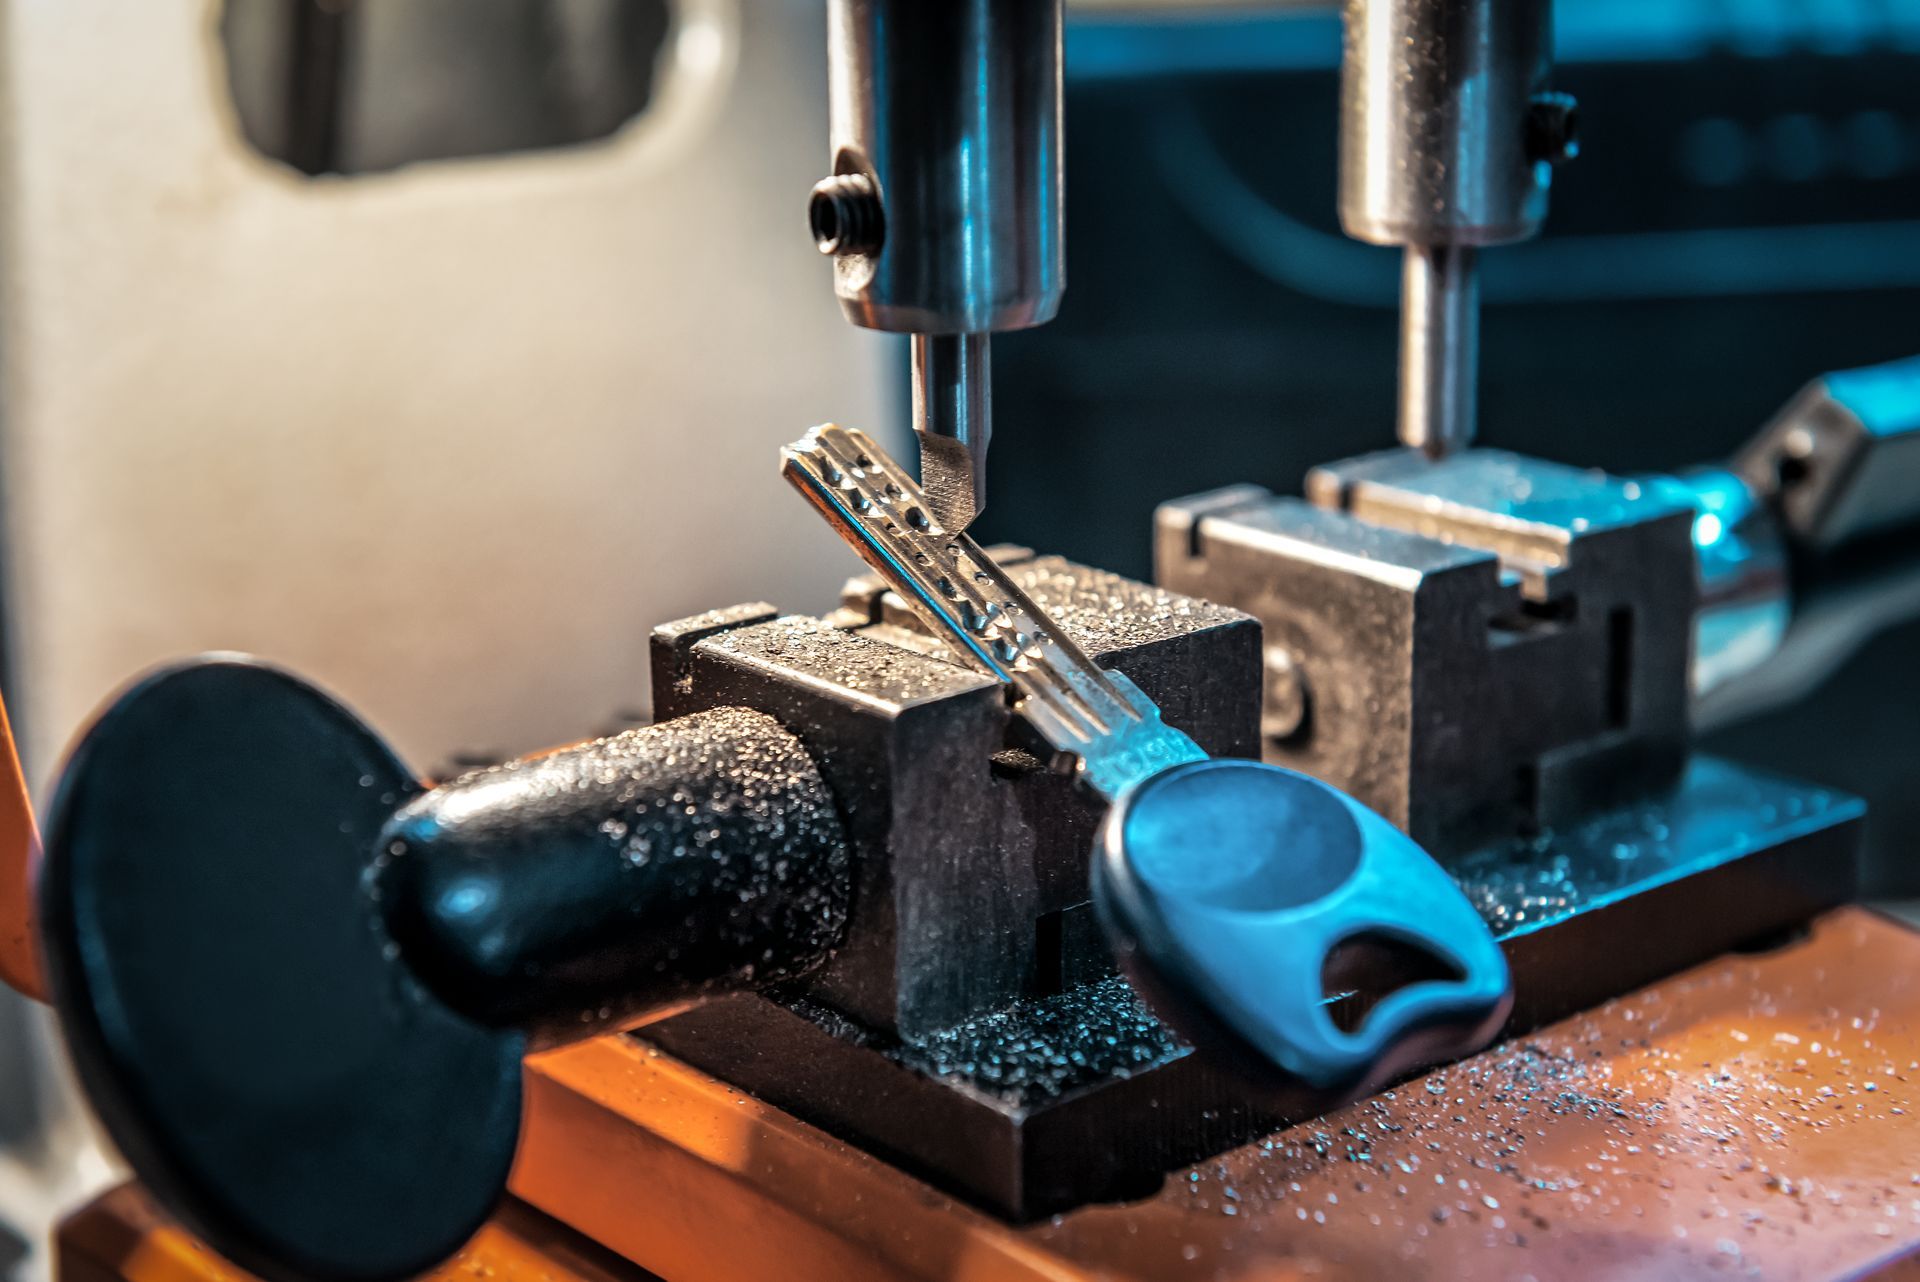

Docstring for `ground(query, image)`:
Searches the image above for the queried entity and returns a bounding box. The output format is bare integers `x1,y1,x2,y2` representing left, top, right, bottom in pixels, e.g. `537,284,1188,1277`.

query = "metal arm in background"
1645,356,1920,727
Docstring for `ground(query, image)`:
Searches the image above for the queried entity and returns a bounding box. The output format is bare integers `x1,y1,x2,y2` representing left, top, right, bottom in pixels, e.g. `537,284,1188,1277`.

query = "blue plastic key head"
1092,758,1511,1098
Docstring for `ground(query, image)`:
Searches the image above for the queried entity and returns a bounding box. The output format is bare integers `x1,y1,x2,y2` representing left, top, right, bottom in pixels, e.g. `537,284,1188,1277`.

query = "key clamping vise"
37,550,1436,1282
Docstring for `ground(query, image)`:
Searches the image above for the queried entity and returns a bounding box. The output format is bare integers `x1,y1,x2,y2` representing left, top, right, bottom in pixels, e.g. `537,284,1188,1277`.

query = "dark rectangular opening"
1490,592,1579,635
1607,607,1634,728
1033,909,1066,997
1513,762,1540,833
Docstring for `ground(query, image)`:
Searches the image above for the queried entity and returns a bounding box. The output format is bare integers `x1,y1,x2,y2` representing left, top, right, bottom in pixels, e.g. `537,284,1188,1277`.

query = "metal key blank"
783,424,1511,1094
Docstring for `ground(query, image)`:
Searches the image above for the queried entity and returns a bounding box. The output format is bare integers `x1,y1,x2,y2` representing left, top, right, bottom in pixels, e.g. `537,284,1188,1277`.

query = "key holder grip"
38,657,849,1282
1093,759,1511,1098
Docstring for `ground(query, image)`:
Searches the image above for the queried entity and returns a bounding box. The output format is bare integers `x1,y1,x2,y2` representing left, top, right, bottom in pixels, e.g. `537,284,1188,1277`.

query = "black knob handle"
38,657,848,1282
377,705,850,1045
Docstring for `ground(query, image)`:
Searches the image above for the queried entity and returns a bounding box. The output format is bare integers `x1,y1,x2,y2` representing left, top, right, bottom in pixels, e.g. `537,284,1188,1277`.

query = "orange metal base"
61,908,1920,1282
57,1186,659,1282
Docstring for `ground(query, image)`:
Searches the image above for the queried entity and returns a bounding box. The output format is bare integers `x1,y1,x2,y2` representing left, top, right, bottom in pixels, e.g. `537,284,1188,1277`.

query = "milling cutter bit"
912,333,991,532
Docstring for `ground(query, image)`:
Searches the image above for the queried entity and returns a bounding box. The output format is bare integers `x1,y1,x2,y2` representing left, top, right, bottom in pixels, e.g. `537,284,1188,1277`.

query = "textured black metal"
621,476,1871,1226
1152,452,1862,1033
644,755,1858,1222
380,706,849,1048
1473,757,1861,1031
639,557,1272,1212
655,609,1021,1034
35,530,1868,1263
650,552,1262,1038
642,980,1265,1219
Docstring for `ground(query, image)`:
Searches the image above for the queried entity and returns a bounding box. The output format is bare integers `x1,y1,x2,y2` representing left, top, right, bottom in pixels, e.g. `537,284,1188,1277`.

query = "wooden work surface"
63,907,1920,1282
0,693,41,999
515,907,1920,1281
58,1186,660,1282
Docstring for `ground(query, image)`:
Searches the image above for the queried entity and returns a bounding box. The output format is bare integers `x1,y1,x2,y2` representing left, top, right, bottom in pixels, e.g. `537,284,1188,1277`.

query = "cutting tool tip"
916,432,987,534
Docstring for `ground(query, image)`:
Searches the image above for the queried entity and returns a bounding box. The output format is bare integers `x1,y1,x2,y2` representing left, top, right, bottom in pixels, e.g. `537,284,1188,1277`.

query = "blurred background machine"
983,0,1920,896
1,0,1918,1281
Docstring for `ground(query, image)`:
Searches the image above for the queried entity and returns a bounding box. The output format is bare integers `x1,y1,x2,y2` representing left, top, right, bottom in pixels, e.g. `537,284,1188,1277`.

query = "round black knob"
38,657,848,1282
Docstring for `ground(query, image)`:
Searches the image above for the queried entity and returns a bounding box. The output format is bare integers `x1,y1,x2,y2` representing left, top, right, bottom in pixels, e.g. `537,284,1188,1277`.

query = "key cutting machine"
16,4,1497,1277
10,1,1920,1281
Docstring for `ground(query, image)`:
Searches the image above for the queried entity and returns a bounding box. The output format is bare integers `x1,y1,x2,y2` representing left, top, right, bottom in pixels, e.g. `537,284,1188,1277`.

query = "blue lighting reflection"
1826,355,1920,437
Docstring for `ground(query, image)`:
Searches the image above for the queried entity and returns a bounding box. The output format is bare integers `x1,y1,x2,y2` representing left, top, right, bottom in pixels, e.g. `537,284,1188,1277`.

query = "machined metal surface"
1639,467,1790,699
819,0,1064,336
816,0,1065,529
1699,536,1920,732
640,538,1855,1223
1734,354,1920,554
1154,448,1858,1033
1161,451,1698,854
1337,0,1556,249
784,424,1511,1095
651,555,1260,1041
644,555,1268,1216
1453,754,1858,1030
637,782,1856,1229
1556,357,1920,719
1685,355,1920,722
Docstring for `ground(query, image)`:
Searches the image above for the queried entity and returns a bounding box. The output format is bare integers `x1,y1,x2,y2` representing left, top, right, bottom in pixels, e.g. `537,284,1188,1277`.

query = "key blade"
781,431,1013,684
1082,669,1217,802
780,424,1205,801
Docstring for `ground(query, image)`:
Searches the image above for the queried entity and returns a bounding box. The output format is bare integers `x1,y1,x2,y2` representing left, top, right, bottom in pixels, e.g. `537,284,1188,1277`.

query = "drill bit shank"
1399,245,1481,459
912,333,992,532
